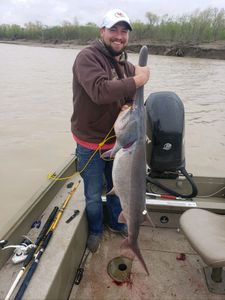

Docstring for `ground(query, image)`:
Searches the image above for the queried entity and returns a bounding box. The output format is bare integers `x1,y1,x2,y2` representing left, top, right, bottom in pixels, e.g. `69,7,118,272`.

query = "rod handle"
74,268,84,285
15,232,53,300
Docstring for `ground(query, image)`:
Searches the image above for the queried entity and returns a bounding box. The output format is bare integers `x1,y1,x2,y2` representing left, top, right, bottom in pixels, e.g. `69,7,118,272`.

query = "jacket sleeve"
74,50,136,105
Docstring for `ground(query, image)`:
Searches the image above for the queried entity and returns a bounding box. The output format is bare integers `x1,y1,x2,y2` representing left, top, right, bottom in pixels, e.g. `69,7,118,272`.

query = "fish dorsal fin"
142,209,155,227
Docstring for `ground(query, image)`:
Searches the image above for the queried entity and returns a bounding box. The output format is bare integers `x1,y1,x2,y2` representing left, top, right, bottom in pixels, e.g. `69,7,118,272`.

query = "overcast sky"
0,0,225,26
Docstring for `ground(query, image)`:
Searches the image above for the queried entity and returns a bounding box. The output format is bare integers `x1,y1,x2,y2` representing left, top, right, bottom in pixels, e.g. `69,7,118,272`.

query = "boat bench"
180,208,225,294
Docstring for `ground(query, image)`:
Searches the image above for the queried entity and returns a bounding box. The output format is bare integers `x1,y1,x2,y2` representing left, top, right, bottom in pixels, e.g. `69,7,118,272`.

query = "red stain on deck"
176,253,186,261
113,278,133,288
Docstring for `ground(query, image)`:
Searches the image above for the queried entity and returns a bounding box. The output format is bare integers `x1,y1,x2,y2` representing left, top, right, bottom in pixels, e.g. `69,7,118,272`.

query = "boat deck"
70,226,224,300
0,161,224,299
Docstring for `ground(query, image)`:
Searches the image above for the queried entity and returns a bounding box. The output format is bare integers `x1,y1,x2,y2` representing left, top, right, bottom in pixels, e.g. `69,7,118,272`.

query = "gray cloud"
0,0,224,26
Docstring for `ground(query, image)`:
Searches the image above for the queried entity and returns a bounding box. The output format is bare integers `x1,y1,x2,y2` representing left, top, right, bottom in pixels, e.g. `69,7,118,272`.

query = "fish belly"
112,143,146,235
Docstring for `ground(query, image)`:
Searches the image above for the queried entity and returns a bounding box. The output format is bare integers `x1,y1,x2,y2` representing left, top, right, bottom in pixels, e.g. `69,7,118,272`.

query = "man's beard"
103,42,125,57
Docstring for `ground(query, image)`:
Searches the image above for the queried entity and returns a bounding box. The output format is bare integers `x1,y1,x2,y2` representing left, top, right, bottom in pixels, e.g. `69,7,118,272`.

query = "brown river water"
0,43,224,236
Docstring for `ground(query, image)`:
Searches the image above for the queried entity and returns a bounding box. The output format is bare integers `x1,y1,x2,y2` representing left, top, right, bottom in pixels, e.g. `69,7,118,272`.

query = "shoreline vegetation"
1,39,225,60
1,7,225,60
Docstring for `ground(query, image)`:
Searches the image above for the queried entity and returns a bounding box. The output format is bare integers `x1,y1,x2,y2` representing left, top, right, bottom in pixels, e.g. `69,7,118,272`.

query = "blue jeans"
76,144,125,236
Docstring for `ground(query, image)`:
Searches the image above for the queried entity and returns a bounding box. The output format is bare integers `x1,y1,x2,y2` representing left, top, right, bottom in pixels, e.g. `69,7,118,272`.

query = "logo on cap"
115,12,125,18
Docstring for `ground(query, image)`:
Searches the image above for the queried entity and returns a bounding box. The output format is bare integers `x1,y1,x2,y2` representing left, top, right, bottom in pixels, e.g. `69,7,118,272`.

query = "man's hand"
133,66,150,88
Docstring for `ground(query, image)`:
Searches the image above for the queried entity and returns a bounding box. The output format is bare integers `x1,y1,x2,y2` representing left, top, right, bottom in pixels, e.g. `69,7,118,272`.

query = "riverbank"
1,39,225,60
128,40,225,60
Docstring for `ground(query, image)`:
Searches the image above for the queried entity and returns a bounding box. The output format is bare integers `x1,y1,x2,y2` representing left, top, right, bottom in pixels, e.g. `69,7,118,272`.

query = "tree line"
0,8,225,44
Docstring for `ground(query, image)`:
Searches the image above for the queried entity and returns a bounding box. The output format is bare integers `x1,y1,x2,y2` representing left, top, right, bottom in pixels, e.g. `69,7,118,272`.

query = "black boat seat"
180,208,225,294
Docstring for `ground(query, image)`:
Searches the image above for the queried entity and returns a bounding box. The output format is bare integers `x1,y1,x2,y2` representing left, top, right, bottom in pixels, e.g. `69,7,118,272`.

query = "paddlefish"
103,46,154,274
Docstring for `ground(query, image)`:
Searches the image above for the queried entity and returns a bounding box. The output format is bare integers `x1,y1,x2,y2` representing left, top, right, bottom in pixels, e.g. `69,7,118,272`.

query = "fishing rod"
4,206,59,300
74,248,91,285
14,180,81,300
146,192,184,200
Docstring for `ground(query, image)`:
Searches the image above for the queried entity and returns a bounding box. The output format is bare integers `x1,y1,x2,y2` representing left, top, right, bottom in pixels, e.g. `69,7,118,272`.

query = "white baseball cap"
101,9,132,31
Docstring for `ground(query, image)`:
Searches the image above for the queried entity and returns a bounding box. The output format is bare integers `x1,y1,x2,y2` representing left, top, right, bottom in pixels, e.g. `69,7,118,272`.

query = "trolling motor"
145,91,198,198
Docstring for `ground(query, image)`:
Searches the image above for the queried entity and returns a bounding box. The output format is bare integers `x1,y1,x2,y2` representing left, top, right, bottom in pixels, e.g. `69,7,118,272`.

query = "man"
71,8,150,252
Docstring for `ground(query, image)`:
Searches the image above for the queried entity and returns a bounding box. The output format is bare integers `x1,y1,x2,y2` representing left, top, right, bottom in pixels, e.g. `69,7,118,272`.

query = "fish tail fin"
121,239,149,275
132,243,150,275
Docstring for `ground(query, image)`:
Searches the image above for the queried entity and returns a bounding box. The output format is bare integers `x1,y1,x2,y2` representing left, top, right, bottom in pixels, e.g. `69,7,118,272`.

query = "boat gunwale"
0,156,76,269
1,156,224,269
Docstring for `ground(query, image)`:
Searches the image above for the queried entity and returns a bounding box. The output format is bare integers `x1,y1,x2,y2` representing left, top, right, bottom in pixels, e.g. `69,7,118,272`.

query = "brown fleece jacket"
71,39,136,145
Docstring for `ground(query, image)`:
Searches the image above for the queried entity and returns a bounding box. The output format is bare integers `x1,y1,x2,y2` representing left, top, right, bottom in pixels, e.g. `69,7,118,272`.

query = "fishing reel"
1,236,36,264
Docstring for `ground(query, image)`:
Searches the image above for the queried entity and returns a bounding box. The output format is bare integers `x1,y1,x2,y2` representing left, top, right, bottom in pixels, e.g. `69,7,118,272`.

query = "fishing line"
196,186,225,198
47,125,116,180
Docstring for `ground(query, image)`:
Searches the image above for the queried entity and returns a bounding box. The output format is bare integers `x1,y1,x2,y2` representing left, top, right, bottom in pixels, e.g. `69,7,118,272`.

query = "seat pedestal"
204,267,225,294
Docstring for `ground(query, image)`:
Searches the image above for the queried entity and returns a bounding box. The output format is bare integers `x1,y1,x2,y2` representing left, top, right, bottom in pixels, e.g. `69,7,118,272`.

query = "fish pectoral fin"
101,141,122,158
118,211,127,224
106,187,117,196
101,149,112,158
142,209,155,227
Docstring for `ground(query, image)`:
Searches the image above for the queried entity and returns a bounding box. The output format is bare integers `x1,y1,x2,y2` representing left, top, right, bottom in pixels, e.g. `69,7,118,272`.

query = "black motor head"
145,91,185,175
